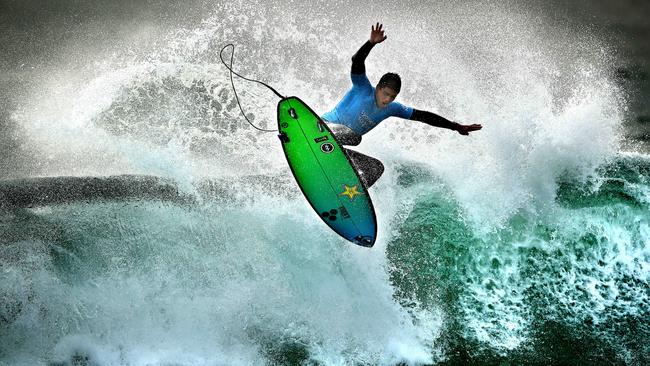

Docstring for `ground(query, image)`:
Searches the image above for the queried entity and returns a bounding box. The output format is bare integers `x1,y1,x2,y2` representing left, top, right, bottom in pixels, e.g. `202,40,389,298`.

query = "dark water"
1,0,649,364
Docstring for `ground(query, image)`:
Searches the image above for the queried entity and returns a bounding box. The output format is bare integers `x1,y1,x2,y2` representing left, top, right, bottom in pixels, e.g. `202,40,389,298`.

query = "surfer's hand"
456,123,483,135
369,23,387,44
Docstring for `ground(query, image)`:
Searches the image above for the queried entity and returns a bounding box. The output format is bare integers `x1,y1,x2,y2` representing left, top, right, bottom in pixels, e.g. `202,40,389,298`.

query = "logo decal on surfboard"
340,184,364,201
320,143,334,153
321,208,339,221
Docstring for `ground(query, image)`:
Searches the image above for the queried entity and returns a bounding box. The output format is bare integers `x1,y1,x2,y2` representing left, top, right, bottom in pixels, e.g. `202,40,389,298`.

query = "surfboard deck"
277,96,377,247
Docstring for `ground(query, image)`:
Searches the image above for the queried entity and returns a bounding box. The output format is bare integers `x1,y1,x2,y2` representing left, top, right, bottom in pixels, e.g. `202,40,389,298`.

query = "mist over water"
1,0,648,365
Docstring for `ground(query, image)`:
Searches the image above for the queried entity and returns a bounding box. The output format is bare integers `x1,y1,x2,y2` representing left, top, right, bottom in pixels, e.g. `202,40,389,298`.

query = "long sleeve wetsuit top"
322,41,460,135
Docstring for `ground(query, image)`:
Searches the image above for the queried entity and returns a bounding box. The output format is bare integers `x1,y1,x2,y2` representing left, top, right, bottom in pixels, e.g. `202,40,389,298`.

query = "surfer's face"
375,86,398,108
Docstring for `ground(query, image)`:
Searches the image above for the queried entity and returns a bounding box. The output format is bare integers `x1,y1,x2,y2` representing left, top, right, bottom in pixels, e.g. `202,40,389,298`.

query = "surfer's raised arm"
351,22,387,75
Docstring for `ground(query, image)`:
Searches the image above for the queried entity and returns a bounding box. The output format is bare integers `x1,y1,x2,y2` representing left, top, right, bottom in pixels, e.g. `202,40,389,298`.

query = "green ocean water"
1,155,648,365
388,154,650,365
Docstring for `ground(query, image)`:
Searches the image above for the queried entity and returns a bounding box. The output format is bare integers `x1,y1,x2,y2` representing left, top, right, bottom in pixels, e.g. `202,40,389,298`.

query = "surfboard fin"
278,132,290,143
353,235,374,247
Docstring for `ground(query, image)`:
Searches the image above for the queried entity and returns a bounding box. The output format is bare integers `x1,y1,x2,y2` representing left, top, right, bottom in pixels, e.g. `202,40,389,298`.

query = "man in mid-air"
322,23,482,187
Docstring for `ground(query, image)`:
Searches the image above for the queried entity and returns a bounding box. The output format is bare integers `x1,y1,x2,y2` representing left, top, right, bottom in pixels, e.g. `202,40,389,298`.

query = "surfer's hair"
377,73,401,93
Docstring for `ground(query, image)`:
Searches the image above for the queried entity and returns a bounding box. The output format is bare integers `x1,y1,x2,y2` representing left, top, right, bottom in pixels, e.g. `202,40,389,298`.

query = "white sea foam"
5,0,639,363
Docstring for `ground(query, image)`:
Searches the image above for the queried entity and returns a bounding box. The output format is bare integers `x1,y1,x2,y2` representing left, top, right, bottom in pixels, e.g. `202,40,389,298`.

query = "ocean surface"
1,1,649,364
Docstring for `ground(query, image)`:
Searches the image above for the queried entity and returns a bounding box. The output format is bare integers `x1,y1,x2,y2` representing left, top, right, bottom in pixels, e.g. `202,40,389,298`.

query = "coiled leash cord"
219,43,283,132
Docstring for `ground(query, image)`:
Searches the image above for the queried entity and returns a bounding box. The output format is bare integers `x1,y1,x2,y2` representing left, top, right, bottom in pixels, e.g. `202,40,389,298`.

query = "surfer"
323,23,482,187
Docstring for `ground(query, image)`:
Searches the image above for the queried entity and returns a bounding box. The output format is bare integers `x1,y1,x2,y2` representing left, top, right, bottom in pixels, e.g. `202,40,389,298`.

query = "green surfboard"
277,96,377,247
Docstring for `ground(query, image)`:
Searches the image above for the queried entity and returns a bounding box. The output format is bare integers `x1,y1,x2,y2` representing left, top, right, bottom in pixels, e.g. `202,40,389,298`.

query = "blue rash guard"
322,73,413,136
323,40,458,137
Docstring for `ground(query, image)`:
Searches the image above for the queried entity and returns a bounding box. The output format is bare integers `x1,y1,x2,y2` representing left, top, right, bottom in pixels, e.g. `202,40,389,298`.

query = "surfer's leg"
322,122,383,187
344,149,385,188
326,123,362,146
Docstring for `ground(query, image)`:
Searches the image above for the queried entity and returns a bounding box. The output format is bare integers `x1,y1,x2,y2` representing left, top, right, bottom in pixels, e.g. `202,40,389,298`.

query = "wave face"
388,154,650,364
2,0,647,364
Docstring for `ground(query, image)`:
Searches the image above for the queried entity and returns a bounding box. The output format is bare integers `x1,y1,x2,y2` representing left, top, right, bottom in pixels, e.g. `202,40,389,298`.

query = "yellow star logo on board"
340,184,364,201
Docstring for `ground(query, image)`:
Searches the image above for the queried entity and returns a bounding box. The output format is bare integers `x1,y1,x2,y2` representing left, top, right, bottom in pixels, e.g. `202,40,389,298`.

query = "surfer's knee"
347,132,362,146
374,160,385,182
364,159,384,188
340,128,361,146
377,160,385,177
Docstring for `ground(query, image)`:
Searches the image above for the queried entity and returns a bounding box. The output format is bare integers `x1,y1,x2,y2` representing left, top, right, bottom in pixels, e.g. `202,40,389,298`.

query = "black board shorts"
325,122,384,188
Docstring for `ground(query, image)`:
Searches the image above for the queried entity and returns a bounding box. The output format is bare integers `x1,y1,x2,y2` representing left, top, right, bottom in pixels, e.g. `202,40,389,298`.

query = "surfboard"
277,96,377,247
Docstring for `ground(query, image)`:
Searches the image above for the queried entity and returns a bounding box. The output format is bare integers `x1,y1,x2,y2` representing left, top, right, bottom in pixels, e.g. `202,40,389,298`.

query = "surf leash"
219,43,283,132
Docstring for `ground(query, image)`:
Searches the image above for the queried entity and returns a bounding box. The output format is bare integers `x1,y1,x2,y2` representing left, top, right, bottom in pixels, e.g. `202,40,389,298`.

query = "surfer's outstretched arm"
351,23,387,75
410,109,483,135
